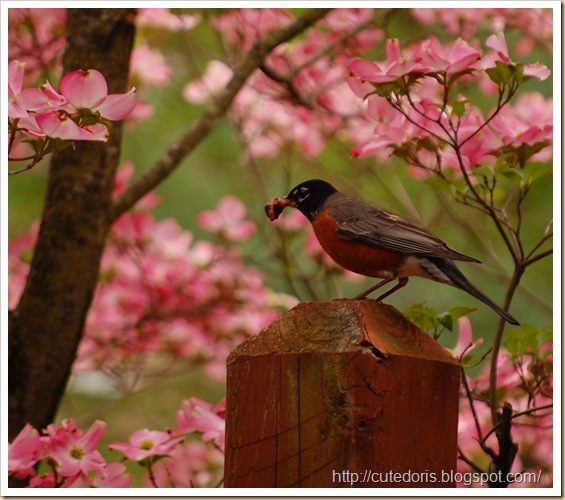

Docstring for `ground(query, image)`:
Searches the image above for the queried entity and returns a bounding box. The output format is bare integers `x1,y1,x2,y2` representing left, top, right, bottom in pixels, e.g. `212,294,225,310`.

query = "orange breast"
312,209,405,278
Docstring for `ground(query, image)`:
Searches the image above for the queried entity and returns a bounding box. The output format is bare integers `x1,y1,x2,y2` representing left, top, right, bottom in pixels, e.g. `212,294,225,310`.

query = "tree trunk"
8,8,136,441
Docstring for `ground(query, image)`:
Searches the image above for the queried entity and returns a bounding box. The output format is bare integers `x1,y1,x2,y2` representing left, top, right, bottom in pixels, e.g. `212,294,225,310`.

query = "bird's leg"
354,277,395,300
375,277,409,302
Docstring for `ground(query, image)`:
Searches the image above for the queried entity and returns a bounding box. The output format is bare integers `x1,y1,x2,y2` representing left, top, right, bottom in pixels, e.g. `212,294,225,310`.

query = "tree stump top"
228,299,458,365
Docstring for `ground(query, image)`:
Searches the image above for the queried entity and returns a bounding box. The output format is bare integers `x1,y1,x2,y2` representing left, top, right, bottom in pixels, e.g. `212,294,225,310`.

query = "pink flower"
35,109,109,141
483,32,550,81
183,60,233,105
19,81,67,112
349,38,426,85
197,195,256,241
210,9,293,52
172,398,226,449
28,472,57,488
109,429,184,462
59,68,137,120
10,64,137,146
45,419,107,477
92,462,132,488
137,8,200,31
417,36,481,76
131,43,172,88
8,423,43,479
8,60,29,119
150,440,224,488
488,92,553,162
452,316,484,359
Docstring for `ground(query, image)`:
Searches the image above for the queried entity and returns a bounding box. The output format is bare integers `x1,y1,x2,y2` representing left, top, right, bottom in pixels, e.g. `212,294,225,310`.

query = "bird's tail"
430,258,520,325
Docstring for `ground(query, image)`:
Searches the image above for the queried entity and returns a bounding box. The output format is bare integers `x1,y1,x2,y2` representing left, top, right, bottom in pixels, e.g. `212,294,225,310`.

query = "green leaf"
437,306,477,332
416,136,438,152
472,164,495,181
403,304,440,331
372,81,401,98
447,69,476,87
495,60,513,85
503,323,540,359
438,312,453,331
446,306,477,321
485,67,502,86
451,100,469,119
522,162,552,184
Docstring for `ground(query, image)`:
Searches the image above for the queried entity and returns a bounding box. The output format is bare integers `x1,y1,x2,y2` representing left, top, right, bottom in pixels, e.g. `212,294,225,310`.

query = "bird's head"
265,179,338,222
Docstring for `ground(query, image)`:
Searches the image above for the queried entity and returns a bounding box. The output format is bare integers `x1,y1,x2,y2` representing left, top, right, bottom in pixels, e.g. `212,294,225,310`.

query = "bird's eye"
295,187,310,202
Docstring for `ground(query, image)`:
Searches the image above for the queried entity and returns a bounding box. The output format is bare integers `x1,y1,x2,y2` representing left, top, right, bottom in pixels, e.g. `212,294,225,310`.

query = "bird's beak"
265,196,296,221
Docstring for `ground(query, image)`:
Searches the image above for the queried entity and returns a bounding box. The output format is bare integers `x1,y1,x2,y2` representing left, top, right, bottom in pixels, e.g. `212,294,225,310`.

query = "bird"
265,179,519,325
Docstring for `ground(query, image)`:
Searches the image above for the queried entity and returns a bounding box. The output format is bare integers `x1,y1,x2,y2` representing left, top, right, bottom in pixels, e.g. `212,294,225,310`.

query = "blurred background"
8,8,553,486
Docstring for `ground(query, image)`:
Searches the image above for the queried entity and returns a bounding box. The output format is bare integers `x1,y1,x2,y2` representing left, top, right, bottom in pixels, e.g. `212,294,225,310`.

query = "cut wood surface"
225,300,461,488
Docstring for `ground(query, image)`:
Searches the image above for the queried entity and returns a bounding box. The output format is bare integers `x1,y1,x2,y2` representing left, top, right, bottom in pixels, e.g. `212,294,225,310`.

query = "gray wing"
330,197,480,263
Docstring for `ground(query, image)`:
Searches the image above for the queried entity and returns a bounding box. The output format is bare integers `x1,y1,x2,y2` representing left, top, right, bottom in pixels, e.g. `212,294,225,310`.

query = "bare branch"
111,8,332,221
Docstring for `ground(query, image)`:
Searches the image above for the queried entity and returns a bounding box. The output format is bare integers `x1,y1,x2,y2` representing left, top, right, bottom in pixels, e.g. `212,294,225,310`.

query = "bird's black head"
285,179,338,221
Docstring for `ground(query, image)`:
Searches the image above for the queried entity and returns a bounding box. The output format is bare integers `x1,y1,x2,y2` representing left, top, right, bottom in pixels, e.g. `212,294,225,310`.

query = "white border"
2,1,561,496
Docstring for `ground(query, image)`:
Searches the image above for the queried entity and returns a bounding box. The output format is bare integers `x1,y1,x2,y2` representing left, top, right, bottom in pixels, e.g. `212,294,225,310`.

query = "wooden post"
224,300,460,488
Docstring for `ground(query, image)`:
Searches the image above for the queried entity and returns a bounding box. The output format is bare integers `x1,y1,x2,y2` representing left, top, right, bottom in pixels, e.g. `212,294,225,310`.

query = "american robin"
265,179,519,325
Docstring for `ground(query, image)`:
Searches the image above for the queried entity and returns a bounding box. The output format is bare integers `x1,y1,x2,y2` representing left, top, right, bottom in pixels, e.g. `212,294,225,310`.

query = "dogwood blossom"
8,424,42,479
197,195,257,241
109,429,184,462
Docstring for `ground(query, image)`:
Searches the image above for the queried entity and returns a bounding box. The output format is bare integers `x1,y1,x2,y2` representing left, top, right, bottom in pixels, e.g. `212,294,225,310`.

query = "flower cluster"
8,397,226,488
129,9,201,124
453,319,553,487
411,8,553,55
347,33,552,172
8,419,129,488
8,61,137,173
9,163,297,384
184,8,381,160
7,8,67,82
9,62,136,142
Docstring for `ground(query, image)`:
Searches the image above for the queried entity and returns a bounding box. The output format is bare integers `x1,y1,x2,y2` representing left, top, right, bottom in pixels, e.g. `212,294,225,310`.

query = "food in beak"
264,197,294,221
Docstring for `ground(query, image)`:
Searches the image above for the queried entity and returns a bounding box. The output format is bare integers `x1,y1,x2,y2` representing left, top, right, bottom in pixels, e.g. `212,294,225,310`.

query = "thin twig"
460,366,484,442
457,445,486,474
481,403,553,444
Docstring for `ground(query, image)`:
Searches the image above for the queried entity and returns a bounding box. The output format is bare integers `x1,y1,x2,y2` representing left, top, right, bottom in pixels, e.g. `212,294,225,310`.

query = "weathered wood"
225,300,460,488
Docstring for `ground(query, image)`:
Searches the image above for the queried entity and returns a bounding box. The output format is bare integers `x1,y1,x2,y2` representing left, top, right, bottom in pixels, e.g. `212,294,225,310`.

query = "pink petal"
130,429,170,447
8,423,42,476
225,220,256,241
8,60,26,96
447,52,481,75
36,111,84,140
218,195,246,219
351,138,393,158
523,62,551,81
17,116,45,138
108,442,148,462
94,87,137,120
60,69,108,109
346,76,375,99
80,420,106,453
36,111,109,141
20,85,67,112
78,123,111,141
485,32,511,63
386,38,400,64
93,463,131,488
8,95,29,119
348,59,384,80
